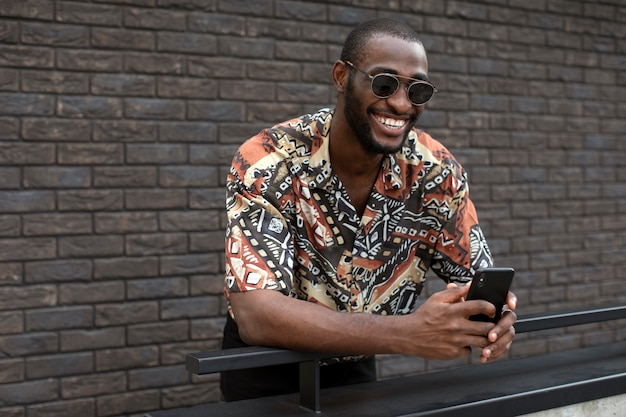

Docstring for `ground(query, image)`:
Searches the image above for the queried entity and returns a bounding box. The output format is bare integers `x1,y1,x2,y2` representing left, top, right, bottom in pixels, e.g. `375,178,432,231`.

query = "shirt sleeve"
224,135,296,298
430,169,493,284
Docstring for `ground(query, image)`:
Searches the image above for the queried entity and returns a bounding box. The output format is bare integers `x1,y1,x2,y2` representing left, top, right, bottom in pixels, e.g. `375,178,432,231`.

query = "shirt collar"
303,110,411,194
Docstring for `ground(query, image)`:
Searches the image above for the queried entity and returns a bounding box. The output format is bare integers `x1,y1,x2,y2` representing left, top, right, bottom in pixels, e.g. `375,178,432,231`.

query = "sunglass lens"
371,74,399,98
408,83,434,105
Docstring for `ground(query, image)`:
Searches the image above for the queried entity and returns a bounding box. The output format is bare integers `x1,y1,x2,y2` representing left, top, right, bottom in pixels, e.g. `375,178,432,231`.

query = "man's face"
342,36,430,155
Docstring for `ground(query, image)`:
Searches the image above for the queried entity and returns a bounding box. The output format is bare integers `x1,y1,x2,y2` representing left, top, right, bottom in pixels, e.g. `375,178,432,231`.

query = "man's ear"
332,60,349,93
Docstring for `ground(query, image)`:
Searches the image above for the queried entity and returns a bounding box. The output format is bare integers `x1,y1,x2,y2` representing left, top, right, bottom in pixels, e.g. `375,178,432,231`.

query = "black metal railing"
185,304,626,413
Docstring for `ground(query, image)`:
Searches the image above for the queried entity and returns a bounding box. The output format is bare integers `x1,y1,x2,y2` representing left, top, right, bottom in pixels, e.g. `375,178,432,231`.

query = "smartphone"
466,267,515,323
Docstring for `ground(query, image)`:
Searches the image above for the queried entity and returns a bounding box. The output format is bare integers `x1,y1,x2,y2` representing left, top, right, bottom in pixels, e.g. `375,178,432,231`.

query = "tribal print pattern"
225,108,492,316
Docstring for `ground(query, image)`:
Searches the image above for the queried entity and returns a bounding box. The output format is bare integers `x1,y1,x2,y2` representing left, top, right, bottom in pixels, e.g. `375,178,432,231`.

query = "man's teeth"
376,115,405,129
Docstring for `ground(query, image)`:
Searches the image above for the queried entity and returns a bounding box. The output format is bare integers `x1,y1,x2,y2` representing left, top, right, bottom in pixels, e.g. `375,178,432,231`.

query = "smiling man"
221,18,517,401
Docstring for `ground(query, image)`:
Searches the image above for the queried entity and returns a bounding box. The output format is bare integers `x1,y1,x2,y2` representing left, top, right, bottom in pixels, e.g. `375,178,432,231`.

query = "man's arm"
229,284,513,361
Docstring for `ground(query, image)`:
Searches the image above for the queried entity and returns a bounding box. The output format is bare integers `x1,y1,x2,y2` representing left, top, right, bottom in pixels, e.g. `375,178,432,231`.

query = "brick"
61,371,127,399
26,306,92,331
190,317,226,339
159,166,218,187
125,7,185,30
91,73,154,96
22,118,90,141
95,301,158,326
511,97,547,114
91,27,154,50
26,398,95,417
246,103,300,125
159,0,216,11
0,143,55,164
0,68,18,91
57,190,123,211
161,382,221,409
60,327,125,352
93,120,158,142
0,21,19,43
59,281,124,305
188,100,245,121
94,212,158,234
127,277,188,299
189,188,225,209
128,364,188,390
0,310,23,334
0,263,22,286
0,45,53,68
125,189,187,210
0,0,53,19
23,167,91,189
509,26,546,45
158,32,217,55
159,340,219,365
276,83,330,104
58,143,123,164
189,231,226,252
190,274,224,296
21,22,89,47
128,320,189,345
56,49,122,72
126,144,187,164
159,122,217,143
188,13,245,34
25,259,91,283
218,0,272,16
95,346,159,372
0,332,57,357
549,65,583,82
97,390,160,417
0,93,54,116
275,1,326,21
219,36,273,59
188,57,245,78
0,238,56,262
125,53,184,75
0,117,19,139
126,233,187,256
0,215,20,237
159,211,218,232
58,235,123,258
157,77,218,99
510,62,548,80
93,256,158,280
550,166,583,183
56,1,121,25
0,379,58,406
93,166,157,187
57,96,122,118
124,98,185,120
26,352,92,378
0,358,24,383
160,253,217,275
161,296,219,320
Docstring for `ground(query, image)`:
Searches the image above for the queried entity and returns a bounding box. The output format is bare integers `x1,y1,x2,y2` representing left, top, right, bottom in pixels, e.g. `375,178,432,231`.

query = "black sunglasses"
345,60,437,106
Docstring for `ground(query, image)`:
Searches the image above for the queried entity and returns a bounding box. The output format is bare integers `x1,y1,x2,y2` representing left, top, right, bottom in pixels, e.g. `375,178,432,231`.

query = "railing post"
299,359,321,412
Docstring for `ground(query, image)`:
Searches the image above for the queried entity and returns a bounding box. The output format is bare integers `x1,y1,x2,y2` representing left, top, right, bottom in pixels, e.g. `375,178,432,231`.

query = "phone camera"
477,274,485,287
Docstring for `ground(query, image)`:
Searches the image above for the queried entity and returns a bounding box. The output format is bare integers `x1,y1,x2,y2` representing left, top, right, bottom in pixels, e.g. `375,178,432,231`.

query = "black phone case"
467,267,514,323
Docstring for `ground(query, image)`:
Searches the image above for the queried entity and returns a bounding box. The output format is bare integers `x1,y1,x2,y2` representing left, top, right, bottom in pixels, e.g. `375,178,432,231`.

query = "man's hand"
478,291,517,363
407,284,516,362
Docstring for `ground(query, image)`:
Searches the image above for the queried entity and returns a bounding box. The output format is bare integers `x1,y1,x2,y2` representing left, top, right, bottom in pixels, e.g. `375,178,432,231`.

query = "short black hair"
339,18,423,65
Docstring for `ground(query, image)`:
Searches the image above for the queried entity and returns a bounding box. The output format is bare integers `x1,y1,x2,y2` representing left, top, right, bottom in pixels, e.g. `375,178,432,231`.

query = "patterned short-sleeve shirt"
224,108,493,316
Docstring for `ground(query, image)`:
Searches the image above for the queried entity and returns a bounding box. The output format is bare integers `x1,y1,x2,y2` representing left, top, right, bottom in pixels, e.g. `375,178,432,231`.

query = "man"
221,18,517,401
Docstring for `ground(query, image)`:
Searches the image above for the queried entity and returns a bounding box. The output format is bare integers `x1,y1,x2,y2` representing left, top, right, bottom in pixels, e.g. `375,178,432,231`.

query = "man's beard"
343,80,415,155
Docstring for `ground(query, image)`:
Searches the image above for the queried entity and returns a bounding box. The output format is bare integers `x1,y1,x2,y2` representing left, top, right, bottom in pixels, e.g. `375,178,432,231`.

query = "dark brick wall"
0,0,624,415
